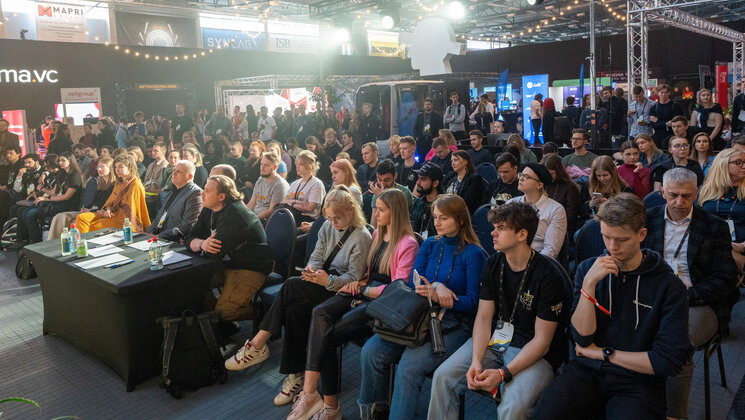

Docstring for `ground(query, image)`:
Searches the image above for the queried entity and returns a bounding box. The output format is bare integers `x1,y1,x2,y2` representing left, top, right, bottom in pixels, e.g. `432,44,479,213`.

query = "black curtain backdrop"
115,12,198,48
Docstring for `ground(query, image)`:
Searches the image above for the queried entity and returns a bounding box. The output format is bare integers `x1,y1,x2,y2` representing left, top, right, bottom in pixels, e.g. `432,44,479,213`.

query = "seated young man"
532,193,692,420
429,201,565,420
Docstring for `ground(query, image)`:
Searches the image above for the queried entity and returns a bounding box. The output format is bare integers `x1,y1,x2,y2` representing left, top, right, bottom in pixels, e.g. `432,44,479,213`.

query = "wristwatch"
602,347,615,362
501,365,513,383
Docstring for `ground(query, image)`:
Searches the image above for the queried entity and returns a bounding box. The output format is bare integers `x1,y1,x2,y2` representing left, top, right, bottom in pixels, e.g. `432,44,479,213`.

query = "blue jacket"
409,235,485,315
572,249,691,378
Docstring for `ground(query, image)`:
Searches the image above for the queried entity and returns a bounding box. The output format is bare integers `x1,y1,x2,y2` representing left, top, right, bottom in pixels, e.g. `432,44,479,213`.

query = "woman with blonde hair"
126,145,146,179
289,188,420,419
358,194,485,419
689,132,716,175
579,155,632,221
224,186,372,410
330,158,362,204
48,157,116,239
283,150,326,224
181,144,208,187
507,133,538,164
239,140,267,190
690,88,724,148
76,155,150,233
635,133,667,168
700,148,745,245
387,135,403,165
425,129,459,161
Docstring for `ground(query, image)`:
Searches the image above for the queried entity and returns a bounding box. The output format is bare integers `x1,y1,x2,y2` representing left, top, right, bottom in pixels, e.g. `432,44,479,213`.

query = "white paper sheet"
127,240,171,251
87,244,125,257
88,233,121,245
163,251,191,265
74,253,131,269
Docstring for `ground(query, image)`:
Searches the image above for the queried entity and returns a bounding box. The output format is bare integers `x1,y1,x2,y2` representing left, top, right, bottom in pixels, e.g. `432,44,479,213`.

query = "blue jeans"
428,338,554,420
357,315,471,420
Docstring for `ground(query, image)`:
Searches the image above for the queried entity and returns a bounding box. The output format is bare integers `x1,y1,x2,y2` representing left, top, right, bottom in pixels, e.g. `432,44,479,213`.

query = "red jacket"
618,163,651,199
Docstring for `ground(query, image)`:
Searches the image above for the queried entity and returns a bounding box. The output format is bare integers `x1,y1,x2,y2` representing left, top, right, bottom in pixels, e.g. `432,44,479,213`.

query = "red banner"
2,110,28,152
716,64,728,108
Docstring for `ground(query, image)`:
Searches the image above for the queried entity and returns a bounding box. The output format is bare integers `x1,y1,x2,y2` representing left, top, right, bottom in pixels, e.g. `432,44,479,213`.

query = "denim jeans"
357,314,471,420
428,338,554,420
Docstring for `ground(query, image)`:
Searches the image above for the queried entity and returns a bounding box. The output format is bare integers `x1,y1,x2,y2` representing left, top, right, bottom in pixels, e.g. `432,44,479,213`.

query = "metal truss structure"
627,0,745,99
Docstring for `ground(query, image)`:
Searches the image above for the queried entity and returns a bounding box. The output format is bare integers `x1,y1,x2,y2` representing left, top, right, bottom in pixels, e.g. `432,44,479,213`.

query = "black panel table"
24,231,217,391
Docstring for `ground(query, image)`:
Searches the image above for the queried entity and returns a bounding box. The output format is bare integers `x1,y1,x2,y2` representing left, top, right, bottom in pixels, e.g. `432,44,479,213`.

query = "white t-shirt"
252,175,290,216
530,100,542,120
287,176,325,219
258,116,277,141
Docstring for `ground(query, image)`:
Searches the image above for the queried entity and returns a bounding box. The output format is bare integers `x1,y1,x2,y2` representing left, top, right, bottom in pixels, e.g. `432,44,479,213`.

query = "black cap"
414,162,444,182
523,162,552,187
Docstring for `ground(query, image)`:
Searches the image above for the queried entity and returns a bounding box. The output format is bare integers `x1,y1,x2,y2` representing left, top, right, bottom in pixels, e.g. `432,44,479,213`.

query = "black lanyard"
294,177,311,199
716,195,737,220
434,240,458,286
497,252,534,324
673,225,691,260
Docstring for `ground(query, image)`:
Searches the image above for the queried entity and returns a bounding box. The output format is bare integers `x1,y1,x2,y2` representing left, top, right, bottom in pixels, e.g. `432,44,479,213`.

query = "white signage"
400,18,465,76
266,34,318,53
61,87,101,103
0,68,59,83
35,2,88,43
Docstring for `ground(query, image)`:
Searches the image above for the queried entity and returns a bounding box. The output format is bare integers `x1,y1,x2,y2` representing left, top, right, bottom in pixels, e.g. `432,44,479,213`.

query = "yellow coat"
76,177,150,233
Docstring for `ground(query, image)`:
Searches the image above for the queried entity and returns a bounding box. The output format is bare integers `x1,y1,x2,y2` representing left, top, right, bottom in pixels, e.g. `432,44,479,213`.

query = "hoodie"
572,249,692,378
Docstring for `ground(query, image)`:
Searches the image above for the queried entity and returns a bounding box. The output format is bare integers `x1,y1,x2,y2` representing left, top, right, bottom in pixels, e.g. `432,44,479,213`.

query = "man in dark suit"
147,160,203,241
413,97,444,158
643,168,737,420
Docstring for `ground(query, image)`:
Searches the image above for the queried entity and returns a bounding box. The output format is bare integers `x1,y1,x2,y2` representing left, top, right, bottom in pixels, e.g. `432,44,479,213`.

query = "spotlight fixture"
334,28,350,43
448,1,465,19
382,15,394,29
527,0,544,5
380,8,399,30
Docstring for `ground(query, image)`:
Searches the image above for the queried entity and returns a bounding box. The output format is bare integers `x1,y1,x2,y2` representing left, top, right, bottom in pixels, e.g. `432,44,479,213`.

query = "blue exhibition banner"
522,74,549,145
201,28,265,51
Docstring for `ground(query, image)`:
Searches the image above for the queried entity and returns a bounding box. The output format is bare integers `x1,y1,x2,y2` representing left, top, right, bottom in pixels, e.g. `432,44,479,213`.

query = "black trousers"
532,360,666,420
305,294,373,396
531,118,542,145
258,277,334,375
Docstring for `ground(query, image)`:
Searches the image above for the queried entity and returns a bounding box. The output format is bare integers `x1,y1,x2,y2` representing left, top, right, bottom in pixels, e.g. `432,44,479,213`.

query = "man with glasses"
652,136,703,190
649,84,683,148
562,129,598,170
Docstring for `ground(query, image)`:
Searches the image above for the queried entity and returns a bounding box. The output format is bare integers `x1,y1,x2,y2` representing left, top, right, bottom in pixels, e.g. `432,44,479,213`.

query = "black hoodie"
572,249,692,378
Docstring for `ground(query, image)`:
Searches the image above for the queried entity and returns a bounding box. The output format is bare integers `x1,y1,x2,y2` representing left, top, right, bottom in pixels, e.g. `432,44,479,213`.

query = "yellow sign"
136,83,180,91
370,41,403,58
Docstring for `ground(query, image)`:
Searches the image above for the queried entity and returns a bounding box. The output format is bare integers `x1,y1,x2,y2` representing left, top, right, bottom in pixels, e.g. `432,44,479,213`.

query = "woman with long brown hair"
543,154,579,237
358,194,486,419
579,155,632,222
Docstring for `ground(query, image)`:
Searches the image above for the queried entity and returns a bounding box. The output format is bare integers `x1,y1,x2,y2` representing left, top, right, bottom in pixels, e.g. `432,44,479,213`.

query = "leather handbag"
365,279,438,348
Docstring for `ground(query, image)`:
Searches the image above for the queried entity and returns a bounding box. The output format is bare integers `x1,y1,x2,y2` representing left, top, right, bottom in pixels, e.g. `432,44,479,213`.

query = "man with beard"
414,97,444,158
247,152,289,222
409,162,443,239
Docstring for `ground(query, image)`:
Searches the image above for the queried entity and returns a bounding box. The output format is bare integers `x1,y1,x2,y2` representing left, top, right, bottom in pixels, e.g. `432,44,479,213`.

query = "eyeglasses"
571,137,586,141
671,144,689,150
517,172,539,182
729,160,745,168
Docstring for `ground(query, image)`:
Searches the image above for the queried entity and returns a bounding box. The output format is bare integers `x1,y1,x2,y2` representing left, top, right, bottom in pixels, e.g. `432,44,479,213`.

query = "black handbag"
15,248,37,280
365,279,438,348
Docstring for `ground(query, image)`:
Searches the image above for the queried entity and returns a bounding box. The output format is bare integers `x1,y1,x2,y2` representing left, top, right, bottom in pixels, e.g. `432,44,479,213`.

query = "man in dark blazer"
643,168,737,420
147,160,203,241
413,98,444,158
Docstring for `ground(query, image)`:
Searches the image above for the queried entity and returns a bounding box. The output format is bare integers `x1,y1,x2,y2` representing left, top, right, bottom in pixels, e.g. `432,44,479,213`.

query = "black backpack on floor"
157,310,227,399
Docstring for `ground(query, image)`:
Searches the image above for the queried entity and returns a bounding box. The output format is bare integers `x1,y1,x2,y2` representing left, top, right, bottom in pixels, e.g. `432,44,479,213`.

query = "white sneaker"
287,391,323,420
224,340,269,371
310,404,342,420
274,374,304,406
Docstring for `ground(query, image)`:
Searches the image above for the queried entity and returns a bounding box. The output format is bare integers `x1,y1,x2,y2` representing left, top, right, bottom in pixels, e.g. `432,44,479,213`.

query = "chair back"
643,190,666,209
545,255,574,368
476,163,498,183
362,192,374,223
472,203,495,256
574,219,605,269
305,216,327,264
264,208,296,279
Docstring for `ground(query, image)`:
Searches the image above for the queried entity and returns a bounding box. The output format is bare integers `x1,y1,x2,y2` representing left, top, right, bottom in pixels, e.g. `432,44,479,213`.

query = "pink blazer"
369,231,420,282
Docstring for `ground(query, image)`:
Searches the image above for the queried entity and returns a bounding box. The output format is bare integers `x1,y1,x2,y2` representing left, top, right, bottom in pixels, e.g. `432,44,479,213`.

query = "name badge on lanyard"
488,320,514,352
728,219,736,241
157,211,168,229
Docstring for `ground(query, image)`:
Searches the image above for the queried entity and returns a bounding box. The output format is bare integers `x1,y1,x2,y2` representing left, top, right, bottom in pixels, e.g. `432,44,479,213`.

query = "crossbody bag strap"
161,319,180,381
323,226,355,272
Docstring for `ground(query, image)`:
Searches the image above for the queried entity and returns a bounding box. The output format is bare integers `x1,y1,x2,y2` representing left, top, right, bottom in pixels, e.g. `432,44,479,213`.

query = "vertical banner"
496,68,509,111
35,2,88,42
522,74,549,145
2,110,30,154
716,64,728,108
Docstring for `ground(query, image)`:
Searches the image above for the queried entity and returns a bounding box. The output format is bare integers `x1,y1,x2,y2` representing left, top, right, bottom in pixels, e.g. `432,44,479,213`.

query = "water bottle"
149,236,163,271
122,218,133,244
60,228,72,256
69,223,80,250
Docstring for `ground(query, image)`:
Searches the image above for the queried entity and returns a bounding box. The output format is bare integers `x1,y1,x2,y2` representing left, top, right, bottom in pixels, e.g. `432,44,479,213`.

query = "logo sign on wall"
201,28,265,51
61,87,100,103
370,41,402,57
522,74,549,145
266,34,318,53
0,68,59,83
2,110,29,153
115,12,198,48
35,2,88,43
399,18,465,76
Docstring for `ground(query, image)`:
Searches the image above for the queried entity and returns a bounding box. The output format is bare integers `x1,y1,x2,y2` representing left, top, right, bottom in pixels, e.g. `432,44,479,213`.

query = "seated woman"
127,145,147,179
358,194,485,420
578,155,633,223
48,157,115,240
425,129,458,161
157,150,181,193
76,155,150,233
543,154,579,237
287,189,419,419
506,163,567,259
239,140,266,193
441,150,485,214
223,187,372,402
17,152,84,244
181,145,209,188
635,133,667,168
329,158,362,205
37,154,60,199
506,134,538,164
283,150,326,225
268,140,293,178
304,136,333,187
699,148,745,272
202,140,224,172
690,132,716,176
617,141,652,199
